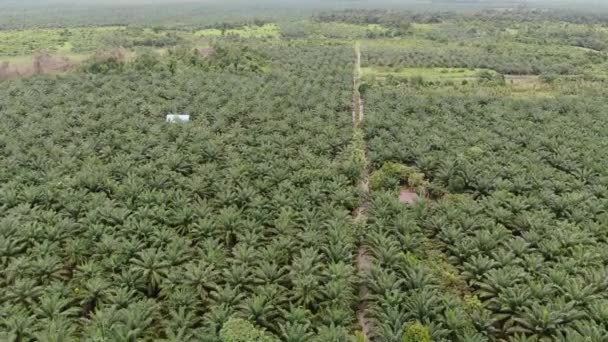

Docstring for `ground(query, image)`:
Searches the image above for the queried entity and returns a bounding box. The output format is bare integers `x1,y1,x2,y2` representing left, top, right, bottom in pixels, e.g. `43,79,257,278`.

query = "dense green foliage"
0,42,361,340
362,26,608,342
403,322,431,342
362,37,606,76
219,317,277,342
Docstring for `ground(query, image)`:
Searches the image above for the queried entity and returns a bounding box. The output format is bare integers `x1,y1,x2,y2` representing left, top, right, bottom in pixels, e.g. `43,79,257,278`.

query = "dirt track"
353,42,364,126
352,41,373,341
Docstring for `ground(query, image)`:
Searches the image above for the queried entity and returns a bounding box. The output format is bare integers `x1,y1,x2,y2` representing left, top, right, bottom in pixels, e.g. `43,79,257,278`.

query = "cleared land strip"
352,41,372,341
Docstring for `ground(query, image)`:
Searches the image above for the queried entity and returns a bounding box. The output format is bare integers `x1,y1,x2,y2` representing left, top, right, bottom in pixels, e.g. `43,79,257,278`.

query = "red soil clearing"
197,47,216,58
0,53,75,80
399,189,418,204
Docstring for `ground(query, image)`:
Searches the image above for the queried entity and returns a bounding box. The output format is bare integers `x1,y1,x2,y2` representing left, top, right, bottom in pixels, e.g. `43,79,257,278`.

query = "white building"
166,114,190,123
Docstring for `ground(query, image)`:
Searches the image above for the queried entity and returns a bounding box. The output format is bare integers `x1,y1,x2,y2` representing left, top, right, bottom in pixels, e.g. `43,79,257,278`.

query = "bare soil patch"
399,188,418,204
505,74,541,86
0,52,76,80
197,46,216,58
504,74,554,95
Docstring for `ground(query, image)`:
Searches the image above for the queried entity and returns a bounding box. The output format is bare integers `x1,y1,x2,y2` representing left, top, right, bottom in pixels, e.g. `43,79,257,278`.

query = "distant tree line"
313,10,450,36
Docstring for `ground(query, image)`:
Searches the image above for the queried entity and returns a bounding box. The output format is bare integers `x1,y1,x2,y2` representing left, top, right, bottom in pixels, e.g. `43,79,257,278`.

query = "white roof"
166,114,190,123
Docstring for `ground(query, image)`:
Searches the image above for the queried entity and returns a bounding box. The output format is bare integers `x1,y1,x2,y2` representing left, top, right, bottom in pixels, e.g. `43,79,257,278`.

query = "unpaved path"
353,42,364,126
352,41,373,341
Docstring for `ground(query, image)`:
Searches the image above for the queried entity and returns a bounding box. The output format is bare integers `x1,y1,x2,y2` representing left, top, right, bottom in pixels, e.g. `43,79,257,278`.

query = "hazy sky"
4,0,608,12
6,0,606,5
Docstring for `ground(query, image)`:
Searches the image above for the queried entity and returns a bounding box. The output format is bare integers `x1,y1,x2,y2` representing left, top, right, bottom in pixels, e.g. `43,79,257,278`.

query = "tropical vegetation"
1,3,608,341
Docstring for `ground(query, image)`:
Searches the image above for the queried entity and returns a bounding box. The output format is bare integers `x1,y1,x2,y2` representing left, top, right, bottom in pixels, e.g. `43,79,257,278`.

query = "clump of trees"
314,9,448,32
191,43,269,73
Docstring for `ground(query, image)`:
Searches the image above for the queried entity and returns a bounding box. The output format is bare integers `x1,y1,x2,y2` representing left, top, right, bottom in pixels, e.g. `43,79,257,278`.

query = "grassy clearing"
0,52,91,78
1,50,114,66
411,23,439,32
362,68,558,98
195,24,280,38
361,37,439,49
1,55,33,67
504,74,542,87
362,66,496,81
504,75,554,96
315,22,390,38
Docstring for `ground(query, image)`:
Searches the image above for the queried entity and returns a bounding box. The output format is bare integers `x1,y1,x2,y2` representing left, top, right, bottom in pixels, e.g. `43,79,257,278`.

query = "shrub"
369,162,414,191
359,82,371,95
403,322,431,342
370,162,427,191
82,48,127,74
540,72,558,84
408,172,427,188
220,318,277,342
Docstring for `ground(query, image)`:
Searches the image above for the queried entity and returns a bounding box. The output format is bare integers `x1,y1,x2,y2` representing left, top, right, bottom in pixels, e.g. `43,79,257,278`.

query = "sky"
3,0,608,13
5,0,605,5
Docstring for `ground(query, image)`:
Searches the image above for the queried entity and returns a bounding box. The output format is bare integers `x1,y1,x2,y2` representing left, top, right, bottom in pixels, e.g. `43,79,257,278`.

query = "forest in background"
3,0,608,30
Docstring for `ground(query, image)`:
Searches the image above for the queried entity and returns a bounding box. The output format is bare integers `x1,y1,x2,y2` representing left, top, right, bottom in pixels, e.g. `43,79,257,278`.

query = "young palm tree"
371,304,406,342
201,304,235,335
78,277,110,318
509,300,581,338
174,261,219,303
130,248,170,297
279,321,313,342
116,299,157,341
556,277,599,306
29,255,65,285
157,326,196,342
401,266,437,292
313,324,351,342
290,274,324,310
0,235,26,265
4,278,43,306
223,263,254,290
163,307,199,335
33,317,78,342
237,294,277,329
216,207,244,247
209,284,246,308
318,304,353,328
104,287,138,310
34,292,79,321
366,265,404,297
404,289,442,322
163,239,192,267
463,255,498,282
553,321,608,342
0,306,36,342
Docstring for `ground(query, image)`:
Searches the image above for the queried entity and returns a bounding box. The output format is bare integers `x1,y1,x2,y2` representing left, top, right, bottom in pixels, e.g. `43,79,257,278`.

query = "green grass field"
195,24,280,38
362,66,496,81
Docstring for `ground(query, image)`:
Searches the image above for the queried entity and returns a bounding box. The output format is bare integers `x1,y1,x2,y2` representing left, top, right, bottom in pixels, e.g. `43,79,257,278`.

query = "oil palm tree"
279,321,313,342
130,248,170,297
33,317,78,342
34,292,79,320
